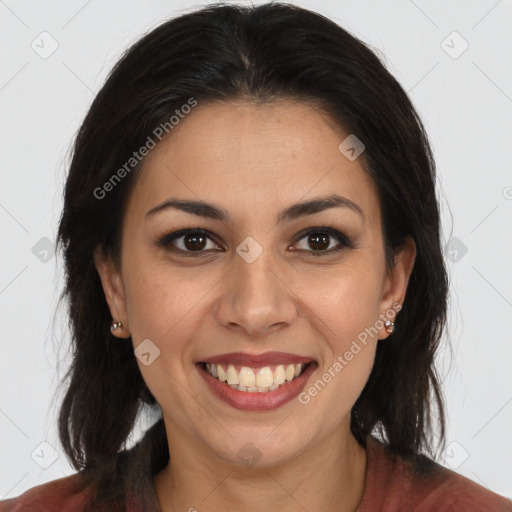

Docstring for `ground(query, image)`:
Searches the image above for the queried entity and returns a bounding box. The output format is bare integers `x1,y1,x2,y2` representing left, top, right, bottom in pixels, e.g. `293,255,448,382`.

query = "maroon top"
1,419,510,511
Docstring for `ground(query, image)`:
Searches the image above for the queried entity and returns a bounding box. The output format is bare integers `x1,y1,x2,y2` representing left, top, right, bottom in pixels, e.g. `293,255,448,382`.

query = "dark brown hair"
55,1,448,505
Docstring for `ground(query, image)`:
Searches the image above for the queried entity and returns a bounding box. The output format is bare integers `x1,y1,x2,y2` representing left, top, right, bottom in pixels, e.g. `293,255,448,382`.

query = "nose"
214,251,298,338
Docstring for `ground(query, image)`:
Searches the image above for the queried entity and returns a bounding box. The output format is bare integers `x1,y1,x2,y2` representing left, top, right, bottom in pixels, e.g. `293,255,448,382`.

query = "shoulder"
401,461,512,511
0,473,95,512
360,437,512,512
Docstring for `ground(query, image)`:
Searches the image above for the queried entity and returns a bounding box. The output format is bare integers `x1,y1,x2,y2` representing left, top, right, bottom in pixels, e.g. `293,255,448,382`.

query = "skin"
95,99,415,512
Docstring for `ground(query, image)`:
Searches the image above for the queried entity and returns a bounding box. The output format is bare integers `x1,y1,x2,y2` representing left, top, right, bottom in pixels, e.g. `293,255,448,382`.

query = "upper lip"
200,351,315,368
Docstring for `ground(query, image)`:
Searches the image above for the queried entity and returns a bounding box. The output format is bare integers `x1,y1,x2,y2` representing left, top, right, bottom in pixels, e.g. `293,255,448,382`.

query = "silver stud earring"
110,321,123,333
384,320,394,334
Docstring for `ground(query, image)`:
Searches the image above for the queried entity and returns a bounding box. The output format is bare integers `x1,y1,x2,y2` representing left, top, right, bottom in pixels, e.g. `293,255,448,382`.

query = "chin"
203,427,314,469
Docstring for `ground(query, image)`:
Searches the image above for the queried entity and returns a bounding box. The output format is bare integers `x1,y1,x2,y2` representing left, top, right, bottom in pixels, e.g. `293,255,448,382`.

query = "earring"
110,320,123,333
384,320,394,334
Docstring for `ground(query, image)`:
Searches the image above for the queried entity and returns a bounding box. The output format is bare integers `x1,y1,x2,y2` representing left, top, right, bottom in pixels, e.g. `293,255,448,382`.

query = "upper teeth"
205,363,304,392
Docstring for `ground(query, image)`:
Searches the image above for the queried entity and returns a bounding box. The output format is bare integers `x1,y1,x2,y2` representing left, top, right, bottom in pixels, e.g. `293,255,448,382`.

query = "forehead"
126,100,380,226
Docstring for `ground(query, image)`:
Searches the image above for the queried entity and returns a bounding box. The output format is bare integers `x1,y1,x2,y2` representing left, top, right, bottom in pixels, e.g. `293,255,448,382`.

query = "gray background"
1,0,511,500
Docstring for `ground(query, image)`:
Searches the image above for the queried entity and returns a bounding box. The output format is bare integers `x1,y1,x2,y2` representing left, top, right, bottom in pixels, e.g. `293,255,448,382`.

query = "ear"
379,236,416,339
93,245,131,338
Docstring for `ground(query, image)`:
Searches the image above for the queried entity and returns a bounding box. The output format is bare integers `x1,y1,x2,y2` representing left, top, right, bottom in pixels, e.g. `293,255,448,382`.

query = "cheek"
304,261,384,351
122,254,213,343
121,258,210,413
296,264,382,430
296,340,376,445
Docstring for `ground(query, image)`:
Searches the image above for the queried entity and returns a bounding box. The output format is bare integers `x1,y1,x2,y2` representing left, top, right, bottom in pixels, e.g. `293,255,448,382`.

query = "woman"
1,2,510,511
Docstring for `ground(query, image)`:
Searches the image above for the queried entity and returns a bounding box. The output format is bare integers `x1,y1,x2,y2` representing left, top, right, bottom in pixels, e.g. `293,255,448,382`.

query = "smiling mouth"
198,361,315,393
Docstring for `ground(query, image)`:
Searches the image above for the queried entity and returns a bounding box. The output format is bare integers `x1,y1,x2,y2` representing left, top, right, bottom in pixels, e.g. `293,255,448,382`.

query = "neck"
154,416,367,512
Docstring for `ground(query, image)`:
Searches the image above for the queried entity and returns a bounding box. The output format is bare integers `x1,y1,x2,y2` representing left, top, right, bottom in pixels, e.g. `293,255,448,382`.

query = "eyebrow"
145,193,364,223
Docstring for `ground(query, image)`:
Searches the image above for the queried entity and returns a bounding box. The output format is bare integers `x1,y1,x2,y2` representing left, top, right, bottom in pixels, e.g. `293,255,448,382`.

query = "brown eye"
183,232,207,251
156,226,354,257
157,229,222,254
294,227,354,255
306,232,330,251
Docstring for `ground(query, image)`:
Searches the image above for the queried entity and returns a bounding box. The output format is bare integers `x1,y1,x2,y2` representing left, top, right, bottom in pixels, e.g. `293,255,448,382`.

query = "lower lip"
197,362,318,411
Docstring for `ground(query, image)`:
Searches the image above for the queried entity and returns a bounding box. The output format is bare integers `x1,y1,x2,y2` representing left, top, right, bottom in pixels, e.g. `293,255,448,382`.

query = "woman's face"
96,100,414,466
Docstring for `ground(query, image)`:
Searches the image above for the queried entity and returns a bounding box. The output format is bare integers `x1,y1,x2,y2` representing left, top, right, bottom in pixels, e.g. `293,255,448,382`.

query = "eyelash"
155,226,356,257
